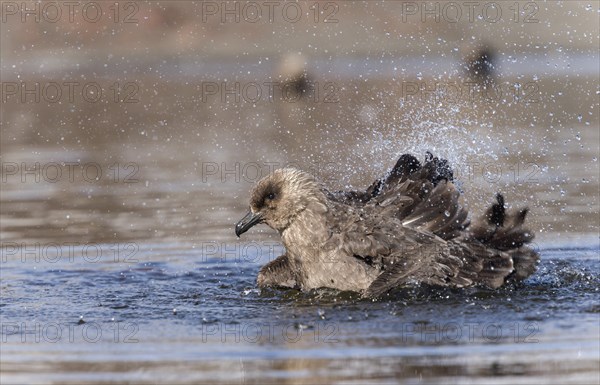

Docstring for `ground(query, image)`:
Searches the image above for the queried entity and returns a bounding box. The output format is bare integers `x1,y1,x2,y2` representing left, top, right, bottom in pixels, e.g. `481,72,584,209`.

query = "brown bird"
235,153,539,298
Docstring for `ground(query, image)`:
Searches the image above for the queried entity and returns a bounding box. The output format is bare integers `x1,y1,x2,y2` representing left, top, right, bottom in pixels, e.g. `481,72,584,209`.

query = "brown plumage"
235,153,539,298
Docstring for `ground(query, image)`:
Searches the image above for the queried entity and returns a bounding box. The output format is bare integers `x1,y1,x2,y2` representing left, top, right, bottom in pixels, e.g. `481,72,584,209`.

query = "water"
1,54,599,383
1,239,599,384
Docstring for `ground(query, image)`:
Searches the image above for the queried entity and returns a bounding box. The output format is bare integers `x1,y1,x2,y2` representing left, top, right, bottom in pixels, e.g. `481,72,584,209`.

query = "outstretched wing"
331,153,469,240
324,203,514,298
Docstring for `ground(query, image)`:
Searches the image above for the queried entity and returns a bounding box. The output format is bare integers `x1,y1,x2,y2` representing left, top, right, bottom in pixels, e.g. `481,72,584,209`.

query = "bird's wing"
360,238,515,298
329,219,468,297
331,153,470,240
325,205,514,298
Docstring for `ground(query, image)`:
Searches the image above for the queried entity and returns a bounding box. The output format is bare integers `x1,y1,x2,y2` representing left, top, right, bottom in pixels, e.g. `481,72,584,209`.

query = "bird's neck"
281,200,329,250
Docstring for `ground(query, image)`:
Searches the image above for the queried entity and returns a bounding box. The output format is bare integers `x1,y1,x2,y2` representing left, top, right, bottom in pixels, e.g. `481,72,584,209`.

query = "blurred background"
1,1,599,384
1,1,598,240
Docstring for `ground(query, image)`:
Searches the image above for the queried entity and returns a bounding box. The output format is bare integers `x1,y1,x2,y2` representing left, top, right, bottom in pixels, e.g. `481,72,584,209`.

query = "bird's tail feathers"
470,193,539,281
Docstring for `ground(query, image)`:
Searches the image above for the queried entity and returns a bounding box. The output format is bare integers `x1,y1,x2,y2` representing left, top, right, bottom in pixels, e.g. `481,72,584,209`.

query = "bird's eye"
266,192,276,200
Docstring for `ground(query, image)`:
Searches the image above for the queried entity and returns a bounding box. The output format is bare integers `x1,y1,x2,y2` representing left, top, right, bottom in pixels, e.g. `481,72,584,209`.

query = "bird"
275,52,312,100
465,45,496,84
235,153,539,298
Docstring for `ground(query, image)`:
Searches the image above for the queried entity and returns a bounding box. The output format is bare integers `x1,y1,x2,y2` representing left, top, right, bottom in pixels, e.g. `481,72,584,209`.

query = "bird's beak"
235,211,263,237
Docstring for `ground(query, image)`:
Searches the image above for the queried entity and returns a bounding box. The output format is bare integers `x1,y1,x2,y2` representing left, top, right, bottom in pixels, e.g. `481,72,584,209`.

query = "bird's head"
235,168,323,236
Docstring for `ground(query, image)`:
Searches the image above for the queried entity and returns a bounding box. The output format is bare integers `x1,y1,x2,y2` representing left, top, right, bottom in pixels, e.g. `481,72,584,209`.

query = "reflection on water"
1,53,599,384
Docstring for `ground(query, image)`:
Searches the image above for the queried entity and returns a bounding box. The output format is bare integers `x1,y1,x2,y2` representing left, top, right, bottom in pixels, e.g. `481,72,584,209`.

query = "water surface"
1,52,599,384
